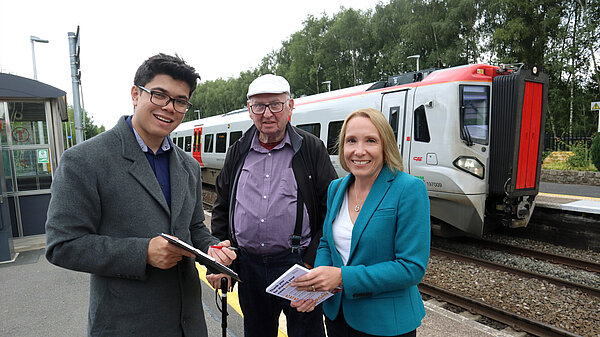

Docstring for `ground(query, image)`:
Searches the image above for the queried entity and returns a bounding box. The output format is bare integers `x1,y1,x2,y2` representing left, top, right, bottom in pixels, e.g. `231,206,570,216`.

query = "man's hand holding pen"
207,240,237,266
205,241,236,291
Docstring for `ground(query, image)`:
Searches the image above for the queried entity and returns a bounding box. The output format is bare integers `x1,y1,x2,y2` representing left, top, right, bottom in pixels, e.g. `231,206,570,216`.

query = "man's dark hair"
134,53,201,96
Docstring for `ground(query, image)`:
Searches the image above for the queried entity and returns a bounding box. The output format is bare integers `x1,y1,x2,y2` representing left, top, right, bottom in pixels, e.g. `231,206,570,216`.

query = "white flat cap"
247,74,290,98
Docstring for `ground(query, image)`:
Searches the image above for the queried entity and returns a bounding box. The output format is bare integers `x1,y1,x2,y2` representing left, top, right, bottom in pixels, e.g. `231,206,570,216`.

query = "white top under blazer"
332,190,354,265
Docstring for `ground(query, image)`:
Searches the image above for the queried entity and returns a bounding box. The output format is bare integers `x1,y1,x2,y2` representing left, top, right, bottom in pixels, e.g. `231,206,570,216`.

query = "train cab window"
229,131,242,147
204,134,214,153
297,123,321,138
414,105,431,143
184,136,192,152
327,121,343,155
460,85,489,145
216,132,227,153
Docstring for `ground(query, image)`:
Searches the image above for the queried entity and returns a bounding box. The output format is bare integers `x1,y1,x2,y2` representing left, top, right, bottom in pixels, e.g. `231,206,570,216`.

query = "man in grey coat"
45,53,236,337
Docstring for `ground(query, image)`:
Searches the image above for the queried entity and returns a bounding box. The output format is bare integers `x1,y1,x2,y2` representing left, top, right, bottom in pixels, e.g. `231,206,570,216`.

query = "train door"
381,90,410,168
192,125,203,167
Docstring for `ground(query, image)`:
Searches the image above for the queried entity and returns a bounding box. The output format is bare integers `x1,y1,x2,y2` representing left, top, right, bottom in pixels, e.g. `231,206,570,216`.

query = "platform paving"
1,235,515,337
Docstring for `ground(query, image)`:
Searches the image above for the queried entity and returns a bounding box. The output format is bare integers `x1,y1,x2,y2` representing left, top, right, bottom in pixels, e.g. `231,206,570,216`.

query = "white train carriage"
171,63,549,237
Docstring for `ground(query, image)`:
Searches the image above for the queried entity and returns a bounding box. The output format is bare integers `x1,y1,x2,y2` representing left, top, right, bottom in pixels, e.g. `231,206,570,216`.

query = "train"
171,63,549,237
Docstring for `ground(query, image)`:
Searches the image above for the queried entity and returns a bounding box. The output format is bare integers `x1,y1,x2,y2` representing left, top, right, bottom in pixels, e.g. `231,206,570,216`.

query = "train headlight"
453,156,485,179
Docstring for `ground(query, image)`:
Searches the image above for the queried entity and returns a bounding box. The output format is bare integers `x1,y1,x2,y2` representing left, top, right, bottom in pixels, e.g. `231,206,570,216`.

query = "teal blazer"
315,165,430,336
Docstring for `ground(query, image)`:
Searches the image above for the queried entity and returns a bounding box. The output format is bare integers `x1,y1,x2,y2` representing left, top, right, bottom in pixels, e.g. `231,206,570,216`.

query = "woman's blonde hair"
338,108,404,173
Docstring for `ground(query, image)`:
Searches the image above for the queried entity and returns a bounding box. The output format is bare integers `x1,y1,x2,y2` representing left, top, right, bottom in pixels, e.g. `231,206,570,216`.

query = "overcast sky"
0,0,384,129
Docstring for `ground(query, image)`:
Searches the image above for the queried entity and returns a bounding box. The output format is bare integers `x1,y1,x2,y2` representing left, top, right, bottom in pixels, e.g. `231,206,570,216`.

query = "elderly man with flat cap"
208,74,337,337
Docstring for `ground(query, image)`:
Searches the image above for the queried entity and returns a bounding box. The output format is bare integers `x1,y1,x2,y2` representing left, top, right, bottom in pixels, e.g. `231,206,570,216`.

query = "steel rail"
464,238,600,273
419,283,582,337
430,247,600,298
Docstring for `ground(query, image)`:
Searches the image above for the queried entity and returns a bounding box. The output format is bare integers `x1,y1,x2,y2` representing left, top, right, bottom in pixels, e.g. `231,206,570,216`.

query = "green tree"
480,0,564,65
63,107,106,148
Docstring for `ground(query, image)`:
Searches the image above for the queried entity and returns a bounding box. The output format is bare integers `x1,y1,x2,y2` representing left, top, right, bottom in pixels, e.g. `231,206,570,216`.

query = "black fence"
543,133,594,152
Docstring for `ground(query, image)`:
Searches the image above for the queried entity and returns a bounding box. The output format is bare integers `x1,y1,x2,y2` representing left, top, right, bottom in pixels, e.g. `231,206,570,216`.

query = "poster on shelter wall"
10,121,46,145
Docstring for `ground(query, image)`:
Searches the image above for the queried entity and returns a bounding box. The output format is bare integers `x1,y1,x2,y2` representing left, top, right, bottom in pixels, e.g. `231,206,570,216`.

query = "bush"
591,132,600,171
566,141,590,168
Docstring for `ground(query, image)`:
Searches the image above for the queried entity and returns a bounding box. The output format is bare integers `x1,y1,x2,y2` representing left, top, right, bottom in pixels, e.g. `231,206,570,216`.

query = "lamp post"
30,35,49,80
407,54,420,72
322,80,331,92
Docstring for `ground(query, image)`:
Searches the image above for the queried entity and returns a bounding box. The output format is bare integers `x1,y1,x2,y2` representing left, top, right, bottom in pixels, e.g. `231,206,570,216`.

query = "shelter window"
5,102,51,192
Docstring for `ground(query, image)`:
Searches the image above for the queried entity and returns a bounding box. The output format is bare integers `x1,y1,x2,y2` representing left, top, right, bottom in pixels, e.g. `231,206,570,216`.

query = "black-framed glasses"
137,85,193,114
249,100,289,115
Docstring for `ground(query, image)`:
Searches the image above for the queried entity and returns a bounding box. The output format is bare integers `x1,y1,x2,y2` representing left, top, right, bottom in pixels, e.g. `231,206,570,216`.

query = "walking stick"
220,277,228,337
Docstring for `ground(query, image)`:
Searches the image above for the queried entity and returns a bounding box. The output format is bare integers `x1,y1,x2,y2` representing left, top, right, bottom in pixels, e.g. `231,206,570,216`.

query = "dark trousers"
325,309,416,337
237,249,326,337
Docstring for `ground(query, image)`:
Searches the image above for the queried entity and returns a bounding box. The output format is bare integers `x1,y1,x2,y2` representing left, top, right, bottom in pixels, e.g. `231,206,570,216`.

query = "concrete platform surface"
1,237,515,337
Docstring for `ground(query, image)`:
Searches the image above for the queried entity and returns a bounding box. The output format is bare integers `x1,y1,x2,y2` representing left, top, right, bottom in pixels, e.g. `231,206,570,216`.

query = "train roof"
173,63,503,133
294,63,500,107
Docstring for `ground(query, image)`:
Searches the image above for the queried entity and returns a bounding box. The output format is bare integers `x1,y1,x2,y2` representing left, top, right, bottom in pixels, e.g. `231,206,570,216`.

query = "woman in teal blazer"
291,108,430,336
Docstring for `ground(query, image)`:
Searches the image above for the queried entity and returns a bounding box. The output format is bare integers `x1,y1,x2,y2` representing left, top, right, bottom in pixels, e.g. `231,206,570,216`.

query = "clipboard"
159,233,241,282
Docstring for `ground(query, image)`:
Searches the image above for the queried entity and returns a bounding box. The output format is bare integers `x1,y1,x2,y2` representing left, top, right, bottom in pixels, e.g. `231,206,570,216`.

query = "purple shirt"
233,131,310,254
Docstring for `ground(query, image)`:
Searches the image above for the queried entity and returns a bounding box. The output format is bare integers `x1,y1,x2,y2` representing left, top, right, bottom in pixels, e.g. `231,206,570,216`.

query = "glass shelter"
0,73,67,261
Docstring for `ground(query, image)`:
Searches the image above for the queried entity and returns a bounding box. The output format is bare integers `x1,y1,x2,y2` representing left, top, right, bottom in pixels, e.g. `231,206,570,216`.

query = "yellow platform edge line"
196,263,288,337
538,192,600,201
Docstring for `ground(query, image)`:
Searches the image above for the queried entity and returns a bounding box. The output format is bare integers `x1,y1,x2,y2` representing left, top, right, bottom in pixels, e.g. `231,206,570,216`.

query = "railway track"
430,247,600,298
418,282,581,337
471,238,600,273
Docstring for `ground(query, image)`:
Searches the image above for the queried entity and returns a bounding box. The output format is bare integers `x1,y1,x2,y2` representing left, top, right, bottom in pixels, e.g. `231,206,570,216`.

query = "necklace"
354,181,361,212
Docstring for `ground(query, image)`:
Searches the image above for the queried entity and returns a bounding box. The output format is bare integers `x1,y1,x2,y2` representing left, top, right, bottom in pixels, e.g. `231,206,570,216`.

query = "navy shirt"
126,116,172,208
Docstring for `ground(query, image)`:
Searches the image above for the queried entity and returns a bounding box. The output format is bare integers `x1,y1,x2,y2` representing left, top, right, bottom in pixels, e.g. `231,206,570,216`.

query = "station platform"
3,182,598,336
537,181,600,215
3,234,516,337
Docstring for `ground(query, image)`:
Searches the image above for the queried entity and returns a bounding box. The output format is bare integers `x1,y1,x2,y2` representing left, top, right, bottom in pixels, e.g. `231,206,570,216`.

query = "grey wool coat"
45,115,219,337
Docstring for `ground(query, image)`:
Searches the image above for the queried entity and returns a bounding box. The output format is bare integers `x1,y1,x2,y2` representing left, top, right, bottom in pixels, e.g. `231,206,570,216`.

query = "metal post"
31,40,37,80
220,277,228,337
322,81,331,92
68,30,83,145
30,36,49,80
408,54,420,72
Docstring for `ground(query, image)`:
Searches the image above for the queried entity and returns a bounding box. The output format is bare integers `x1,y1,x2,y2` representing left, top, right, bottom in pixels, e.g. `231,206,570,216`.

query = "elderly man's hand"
207,273,232,291
207,240,237,266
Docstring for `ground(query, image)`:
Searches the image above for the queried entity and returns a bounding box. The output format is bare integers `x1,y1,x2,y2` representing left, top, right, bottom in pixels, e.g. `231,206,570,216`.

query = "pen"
210,245,239,252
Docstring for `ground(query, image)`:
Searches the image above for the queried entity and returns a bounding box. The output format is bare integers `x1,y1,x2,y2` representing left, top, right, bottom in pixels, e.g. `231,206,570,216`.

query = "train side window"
184,136,192,152
414,105,431,143
389,106,399,141
177,137,184,149
297,123,321,138
229,131,242,147
460,85,489,145
216,132,227,153
327,121,343,155
204,134,214,153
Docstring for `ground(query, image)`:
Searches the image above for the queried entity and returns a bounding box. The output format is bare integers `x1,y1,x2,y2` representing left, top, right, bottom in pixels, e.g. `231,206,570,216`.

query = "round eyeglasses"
249,100,289,115
137,85,192,114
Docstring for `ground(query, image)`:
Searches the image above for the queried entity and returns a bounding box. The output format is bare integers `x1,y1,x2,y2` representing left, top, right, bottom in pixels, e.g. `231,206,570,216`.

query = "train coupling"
498,195,536,228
